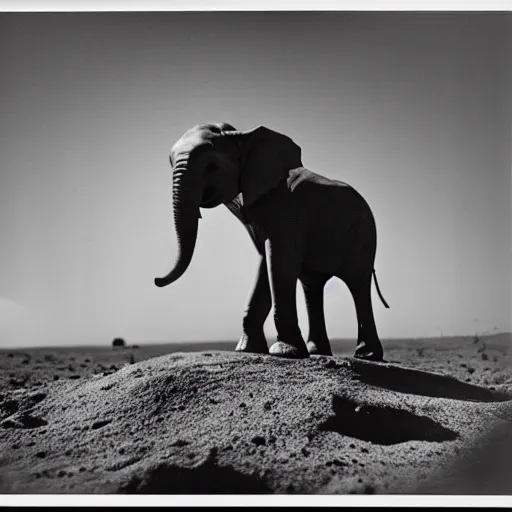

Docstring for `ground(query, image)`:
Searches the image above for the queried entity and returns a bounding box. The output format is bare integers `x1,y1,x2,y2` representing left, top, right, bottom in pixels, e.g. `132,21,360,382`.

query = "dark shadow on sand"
418,420,512,494
350,358,511,403
119,461,271,494
320,395,458,445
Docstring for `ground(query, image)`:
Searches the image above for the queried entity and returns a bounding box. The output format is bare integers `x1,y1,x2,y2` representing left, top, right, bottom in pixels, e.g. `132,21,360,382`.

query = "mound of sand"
0,351,511,494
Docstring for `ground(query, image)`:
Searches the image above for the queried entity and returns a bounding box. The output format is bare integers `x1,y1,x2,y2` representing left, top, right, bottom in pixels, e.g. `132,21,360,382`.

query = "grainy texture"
0,334,510,494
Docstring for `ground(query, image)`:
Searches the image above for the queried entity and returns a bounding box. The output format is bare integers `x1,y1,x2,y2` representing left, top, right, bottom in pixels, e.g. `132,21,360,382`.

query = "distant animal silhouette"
155,123,389,360
112,338,126,349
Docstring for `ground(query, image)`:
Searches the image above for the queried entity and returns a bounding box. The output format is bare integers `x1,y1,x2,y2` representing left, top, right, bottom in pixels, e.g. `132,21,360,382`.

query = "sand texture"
0,334,511,494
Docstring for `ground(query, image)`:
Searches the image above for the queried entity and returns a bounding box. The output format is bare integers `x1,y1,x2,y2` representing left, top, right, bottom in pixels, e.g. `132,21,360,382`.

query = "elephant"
154,122,389,361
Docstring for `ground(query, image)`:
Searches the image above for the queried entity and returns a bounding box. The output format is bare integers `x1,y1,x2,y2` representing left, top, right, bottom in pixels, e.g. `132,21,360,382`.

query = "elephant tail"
372,269,390,309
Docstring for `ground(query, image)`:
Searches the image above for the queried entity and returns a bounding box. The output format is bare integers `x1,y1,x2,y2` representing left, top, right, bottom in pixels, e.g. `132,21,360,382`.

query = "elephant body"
155,123,389,360
226,167,375,278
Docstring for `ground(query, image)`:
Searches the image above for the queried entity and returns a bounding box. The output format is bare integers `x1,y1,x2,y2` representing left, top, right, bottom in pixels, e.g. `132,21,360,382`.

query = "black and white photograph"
0,1,511,505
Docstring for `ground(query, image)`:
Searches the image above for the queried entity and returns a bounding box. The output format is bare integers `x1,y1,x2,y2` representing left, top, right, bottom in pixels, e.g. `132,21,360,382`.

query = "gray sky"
0,12,510,347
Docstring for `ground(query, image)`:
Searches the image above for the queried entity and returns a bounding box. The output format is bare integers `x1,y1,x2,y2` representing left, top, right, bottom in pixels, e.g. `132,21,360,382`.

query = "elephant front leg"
265,240,309,359
235,256,271,354
301,275,332,356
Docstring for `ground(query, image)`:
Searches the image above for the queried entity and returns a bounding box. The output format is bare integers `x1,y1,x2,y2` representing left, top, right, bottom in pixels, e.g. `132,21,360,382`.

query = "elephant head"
154,122,303,288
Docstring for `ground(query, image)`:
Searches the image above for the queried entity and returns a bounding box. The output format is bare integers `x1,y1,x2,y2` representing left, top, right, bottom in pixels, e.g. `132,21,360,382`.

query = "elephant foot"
354,342,384,362
269,341,309,359
306,340,333,356
235,334,269,354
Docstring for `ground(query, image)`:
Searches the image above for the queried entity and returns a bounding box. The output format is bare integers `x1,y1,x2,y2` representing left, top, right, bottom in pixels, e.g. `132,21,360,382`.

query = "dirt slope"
1,348,511,494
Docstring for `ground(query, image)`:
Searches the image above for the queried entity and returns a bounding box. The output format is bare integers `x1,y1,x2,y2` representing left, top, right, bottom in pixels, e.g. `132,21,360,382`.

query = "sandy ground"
0,334,511,495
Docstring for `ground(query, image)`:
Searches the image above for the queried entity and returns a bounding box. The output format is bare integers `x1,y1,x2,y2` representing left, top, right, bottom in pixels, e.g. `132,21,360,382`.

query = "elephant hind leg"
300,272,332,356
345,273,384,362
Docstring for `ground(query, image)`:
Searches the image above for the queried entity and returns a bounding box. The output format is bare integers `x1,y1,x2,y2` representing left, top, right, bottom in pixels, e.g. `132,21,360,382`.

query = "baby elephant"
155,122,389,360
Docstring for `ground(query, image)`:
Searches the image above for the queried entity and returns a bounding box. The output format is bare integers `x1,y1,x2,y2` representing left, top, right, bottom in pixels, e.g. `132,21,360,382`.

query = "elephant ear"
238,126,303,206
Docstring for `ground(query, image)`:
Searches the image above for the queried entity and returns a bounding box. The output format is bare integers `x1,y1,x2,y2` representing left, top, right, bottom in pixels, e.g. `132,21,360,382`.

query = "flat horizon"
1,331,510,351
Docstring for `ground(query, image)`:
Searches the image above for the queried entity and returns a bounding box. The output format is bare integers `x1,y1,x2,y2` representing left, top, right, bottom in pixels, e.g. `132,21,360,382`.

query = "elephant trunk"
154,164,200,288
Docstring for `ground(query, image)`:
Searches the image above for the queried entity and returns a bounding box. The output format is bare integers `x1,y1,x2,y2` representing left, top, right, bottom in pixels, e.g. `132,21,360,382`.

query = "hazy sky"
0,12,510,347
